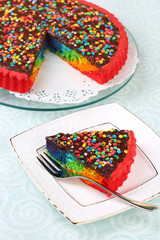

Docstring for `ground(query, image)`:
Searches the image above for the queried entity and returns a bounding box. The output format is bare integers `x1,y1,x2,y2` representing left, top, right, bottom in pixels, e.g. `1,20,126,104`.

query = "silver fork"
37,152,158,211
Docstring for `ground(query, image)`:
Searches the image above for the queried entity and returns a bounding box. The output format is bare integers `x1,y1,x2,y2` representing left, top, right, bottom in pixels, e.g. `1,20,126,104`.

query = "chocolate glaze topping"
46,129,130,178
0,0,120,75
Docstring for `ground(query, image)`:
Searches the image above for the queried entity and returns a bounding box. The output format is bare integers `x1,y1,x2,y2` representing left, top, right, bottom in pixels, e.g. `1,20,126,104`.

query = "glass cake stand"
0,30,139,111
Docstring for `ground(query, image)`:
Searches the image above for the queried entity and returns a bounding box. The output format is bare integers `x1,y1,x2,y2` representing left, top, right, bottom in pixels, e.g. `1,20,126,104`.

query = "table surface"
1,0,160,239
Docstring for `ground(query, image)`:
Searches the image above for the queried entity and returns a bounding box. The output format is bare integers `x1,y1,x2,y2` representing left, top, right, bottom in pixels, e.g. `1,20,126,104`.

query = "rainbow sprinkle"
46,129,130,177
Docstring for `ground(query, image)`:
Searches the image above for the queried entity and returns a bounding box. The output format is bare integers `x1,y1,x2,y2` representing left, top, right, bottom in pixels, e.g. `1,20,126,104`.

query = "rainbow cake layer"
46,129,136,194
0,0,128,93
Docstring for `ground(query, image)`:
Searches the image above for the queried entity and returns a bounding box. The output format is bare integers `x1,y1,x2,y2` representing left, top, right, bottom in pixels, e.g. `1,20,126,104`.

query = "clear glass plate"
0,30,139,111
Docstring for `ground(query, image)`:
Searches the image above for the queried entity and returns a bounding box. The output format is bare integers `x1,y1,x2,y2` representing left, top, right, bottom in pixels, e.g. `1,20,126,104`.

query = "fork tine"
43,152,62,169
37,155,63,178
38,153,73,178
37,156,58,176
40,153,61,172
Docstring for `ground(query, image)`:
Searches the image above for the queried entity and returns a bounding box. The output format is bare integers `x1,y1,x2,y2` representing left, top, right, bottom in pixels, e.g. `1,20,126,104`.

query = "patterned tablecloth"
0,0,160,239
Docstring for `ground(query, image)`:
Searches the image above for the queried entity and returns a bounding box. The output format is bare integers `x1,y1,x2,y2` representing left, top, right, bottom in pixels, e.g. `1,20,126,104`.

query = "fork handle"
82,177,158,211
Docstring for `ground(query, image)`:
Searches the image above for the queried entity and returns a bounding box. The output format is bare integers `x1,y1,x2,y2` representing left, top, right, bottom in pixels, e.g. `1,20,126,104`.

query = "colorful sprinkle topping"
0,0,120,75
49,129,130,177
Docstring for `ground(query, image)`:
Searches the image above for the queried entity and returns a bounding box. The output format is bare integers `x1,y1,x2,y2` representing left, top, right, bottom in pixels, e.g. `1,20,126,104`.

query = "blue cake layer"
46,141,77,164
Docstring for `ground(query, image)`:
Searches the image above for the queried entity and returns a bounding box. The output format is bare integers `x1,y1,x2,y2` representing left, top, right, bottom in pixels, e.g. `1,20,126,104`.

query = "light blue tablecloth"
1,0,160,239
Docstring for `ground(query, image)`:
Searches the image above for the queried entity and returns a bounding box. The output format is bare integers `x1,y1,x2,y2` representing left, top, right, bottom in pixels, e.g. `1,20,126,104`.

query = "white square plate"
10,103,160,224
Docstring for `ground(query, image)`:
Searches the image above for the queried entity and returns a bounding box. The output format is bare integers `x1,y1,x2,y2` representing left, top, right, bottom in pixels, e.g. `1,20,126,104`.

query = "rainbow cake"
0,0,128,93
46,129,136,194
